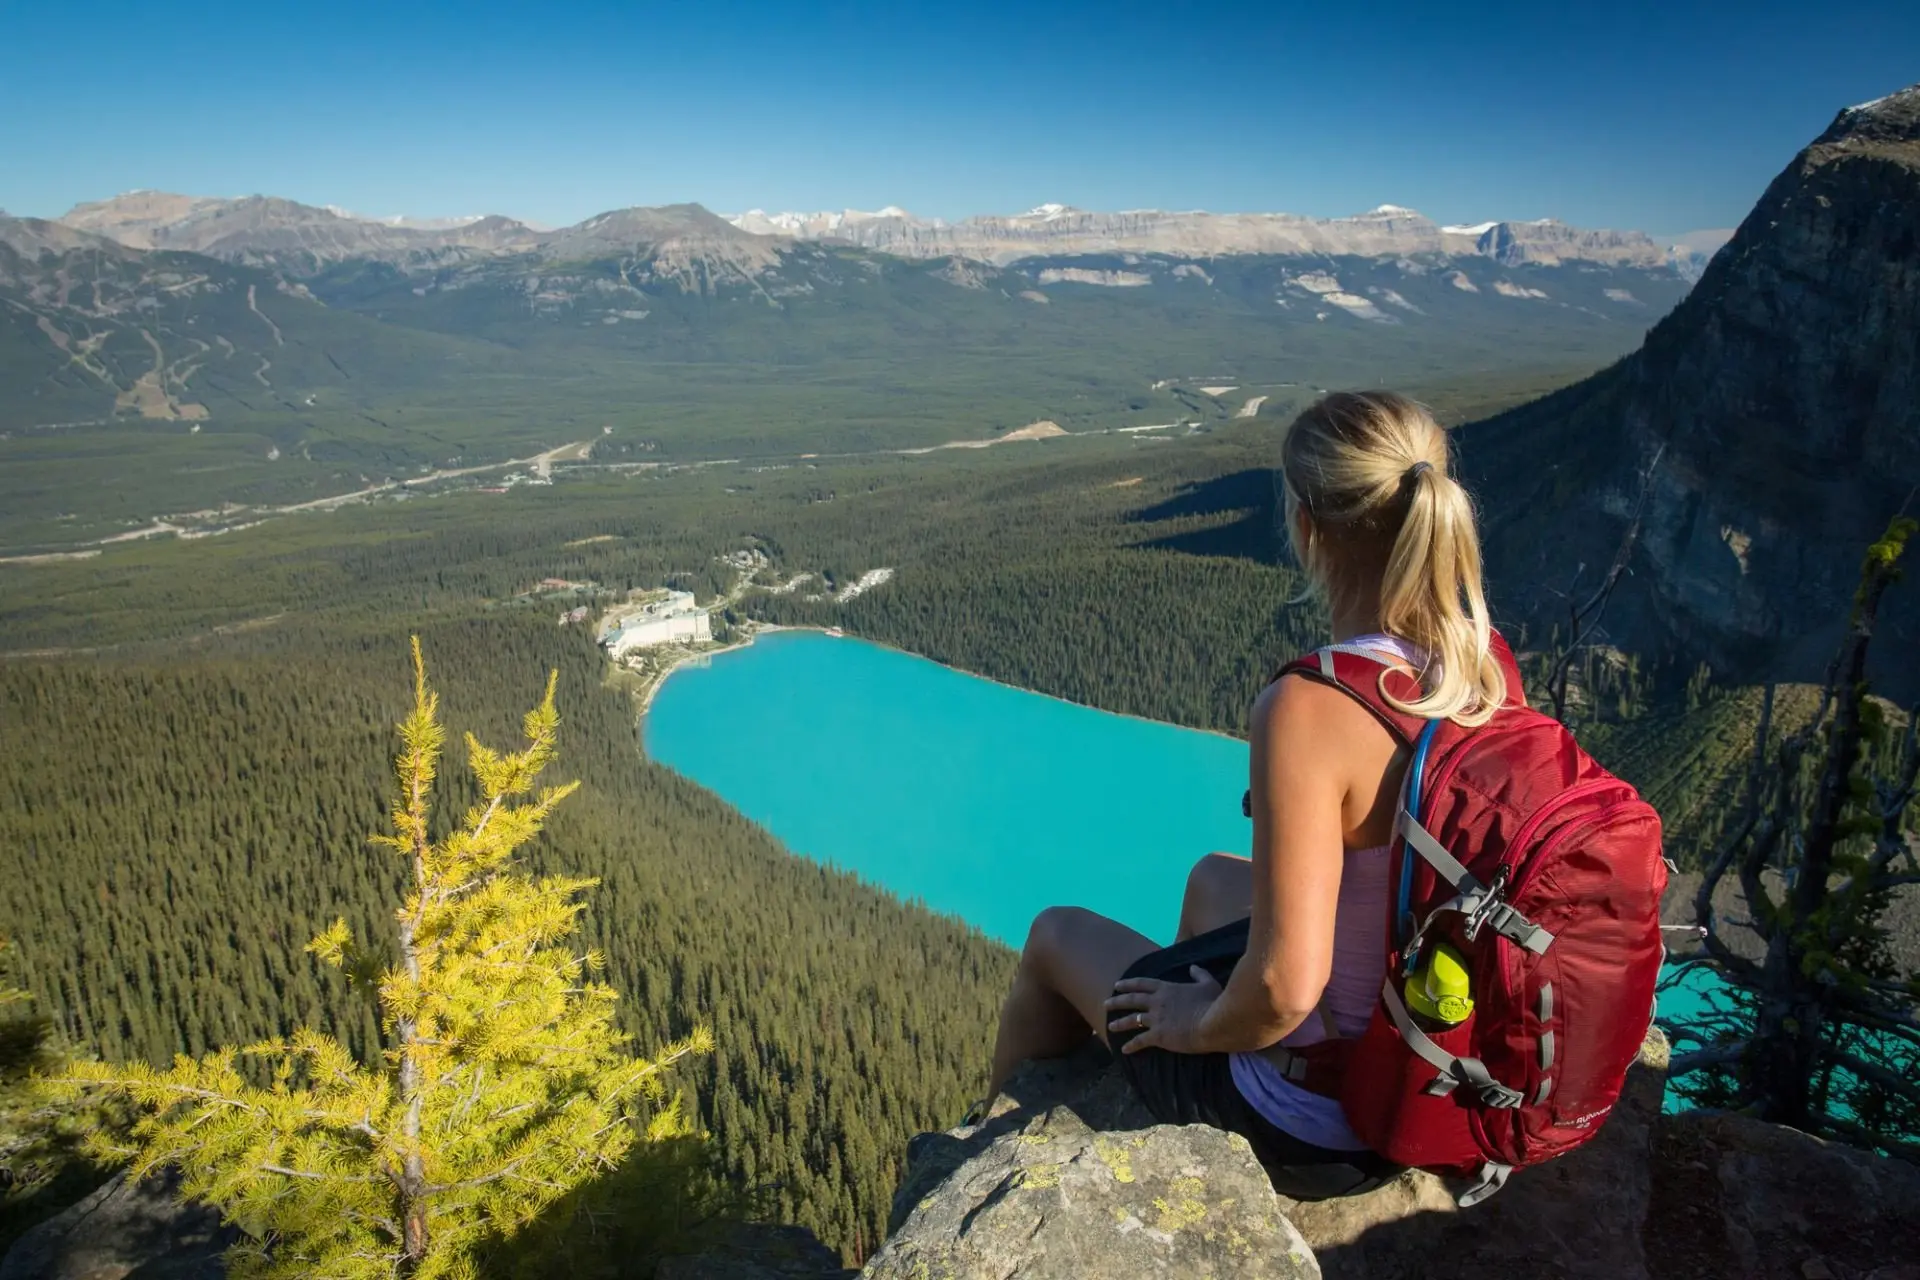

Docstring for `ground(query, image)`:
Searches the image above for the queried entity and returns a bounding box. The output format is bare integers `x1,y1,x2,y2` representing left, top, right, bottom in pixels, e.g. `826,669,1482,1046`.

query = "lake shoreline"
640,622,1252,746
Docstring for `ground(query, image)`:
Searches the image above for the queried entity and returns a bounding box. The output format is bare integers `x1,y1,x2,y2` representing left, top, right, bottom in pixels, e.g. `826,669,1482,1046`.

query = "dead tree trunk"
1688,516,1920,1138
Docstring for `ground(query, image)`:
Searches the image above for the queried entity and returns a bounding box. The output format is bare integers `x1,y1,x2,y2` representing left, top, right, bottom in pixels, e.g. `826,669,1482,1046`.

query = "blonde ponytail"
1279,392,1504,726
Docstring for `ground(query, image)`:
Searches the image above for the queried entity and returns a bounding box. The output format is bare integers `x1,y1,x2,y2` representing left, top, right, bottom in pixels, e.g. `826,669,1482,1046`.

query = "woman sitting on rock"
982,390,1509,1201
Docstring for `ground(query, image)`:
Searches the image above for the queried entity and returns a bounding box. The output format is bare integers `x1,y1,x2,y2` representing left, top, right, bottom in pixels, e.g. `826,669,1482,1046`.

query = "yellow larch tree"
55,639,711,1279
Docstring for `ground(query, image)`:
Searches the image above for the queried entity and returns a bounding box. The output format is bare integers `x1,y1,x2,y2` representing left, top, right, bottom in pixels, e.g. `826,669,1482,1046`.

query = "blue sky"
1,0,1913,235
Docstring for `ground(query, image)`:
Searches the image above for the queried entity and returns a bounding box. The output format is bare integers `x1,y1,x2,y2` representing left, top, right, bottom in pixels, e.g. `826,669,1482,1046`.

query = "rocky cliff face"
1467,218,1671,267
1467,83,1920,699
868,1034,1920,1280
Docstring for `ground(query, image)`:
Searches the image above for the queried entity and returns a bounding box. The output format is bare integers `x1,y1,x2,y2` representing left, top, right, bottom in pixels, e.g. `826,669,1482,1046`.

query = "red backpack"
1253,631,1667,1205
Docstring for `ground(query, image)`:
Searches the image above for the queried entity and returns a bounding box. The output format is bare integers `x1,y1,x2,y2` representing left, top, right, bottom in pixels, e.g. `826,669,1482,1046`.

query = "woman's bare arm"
1191,675,1350,1053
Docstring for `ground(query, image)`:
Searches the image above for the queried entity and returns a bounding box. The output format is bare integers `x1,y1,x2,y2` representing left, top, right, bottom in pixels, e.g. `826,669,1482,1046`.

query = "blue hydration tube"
1397,719,1442,964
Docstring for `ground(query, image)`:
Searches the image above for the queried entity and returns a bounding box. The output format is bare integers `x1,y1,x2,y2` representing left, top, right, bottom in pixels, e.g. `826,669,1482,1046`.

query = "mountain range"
1,180,1701,437
44,190,1727,277
0,177,1713,553
727,202,1720,273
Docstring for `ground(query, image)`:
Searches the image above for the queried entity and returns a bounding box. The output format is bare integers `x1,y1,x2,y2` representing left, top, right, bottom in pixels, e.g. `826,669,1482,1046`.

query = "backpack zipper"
1409,749,1625,895
1494,779,1637,897
1489,796,1654,1117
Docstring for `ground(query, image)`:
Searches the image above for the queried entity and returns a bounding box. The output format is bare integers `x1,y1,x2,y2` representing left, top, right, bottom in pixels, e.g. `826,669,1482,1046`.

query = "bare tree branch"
261,1163,383,1184
1545,444,1666,722
1695,930,1764,985
1819,1117,1920,1164
1827,1050,1920,1106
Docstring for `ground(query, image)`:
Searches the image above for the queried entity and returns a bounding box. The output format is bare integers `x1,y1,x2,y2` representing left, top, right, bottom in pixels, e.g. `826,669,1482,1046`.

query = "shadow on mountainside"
1125,469,1282,564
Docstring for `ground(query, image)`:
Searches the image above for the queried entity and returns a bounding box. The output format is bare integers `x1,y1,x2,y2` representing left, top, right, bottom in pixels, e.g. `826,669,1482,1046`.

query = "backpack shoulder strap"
1241,630,1526,817
1276,628,1528,729
1274,644,1427,746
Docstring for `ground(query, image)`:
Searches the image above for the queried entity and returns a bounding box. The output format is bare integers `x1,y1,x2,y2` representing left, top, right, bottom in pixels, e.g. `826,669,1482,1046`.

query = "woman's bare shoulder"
1253,670,1384,731
1252,671,1401,767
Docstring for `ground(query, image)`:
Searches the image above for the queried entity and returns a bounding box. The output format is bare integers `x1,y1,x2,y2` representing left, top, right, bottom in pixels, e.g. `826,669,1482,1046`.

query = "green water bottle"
1405,942,1474,1032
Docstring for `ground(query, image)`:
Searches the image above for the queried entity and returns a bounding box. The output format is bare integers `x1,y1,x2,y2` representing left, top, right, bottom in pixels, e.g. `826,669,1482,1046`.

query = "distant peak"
1022,203,1074,220
1371,204,1418,215
1443,221,1498,236
1845,84,1919,115
1822,81,1920,146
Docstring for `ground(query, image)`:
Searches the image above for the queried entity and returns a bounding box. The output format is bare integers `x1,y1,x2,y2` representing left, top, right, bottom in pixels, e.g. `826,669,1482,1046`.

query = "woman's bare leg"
986,906,1159,1099
1176,852,1254,941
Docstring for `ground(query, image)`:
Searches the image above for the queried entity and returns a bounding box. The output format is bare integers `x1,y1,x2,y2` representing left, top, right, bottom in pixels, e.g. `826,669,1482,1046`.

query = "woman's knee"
1186,852,1251,908
1179,852,1252,940
1023,905,1097,966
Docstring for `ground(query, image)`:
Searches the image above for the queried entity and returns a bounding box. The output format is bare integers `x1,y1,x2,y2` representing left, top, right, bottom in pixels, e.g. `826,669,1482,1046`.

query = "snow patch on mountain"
1371,287,1423,313
1285,271,1391,321
1035,267,1151,287
727,207,927,237
322,205,487,230
1493,279,1550,299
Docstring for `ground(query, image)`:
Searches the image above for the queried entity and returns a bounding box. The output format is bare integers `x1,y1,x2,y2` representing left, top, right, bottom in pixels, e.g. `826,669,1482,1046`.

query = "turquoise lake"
645,629,1252,948
645,628,1726,1046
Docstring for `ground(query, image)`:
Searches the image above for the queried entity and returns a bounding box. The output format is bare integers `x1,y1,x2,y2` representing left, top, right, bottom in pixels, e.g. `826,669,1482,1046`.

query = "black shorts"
1111,919,1402,1202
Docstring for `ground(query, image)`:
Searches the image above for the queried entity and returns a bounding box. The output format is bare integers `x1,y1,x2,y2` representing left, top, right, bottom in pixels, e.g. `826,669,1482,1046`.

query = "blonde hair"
1279,391,1504,727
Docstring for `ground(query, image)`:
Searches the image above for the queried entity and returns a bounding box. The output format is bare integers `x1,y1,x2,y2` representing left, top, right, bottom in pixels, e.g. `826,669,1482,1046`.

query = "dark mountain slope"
1465,84,1920,699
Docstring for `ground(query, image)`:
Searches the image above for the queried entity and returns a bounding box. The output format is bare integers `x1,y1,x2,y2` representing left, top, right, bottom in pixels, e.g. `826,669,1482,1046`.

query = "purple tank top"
1228,633,1418,1151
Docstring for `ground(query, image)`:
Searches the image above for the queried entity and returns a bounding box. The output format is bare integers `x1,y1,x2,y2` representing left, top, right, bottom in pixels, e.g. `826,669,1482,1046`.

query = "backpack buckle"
1461,869,1555,955
1459,871,1506,944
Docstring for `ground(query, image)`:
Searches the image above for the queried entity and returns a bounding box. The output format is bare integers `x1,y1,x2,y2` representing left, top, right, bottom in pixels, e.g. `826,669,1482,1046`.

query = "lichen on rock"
863,1082,1319,1279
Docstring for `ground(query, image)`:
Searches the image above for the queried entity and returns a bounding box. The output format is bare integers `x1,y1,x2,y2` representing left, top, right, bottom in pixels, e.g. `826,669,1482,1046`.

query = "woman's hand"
1104,966,1223,1055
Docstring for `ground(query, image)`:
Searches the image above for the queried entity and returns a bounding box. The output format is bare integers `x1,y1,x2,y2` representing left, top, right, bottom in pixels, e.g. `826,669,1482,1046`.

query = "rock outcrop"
873,1030,1920,1279
0,1170,230,1280
865,1045,1317,1279
1467,82,1920,700
866,1104,1319,1278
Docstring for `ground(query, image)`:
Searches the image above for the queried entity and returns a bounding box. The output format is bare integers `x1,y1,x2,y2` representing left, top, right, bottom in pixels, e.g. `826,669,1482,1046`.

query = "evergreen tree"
54,641,712,1279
